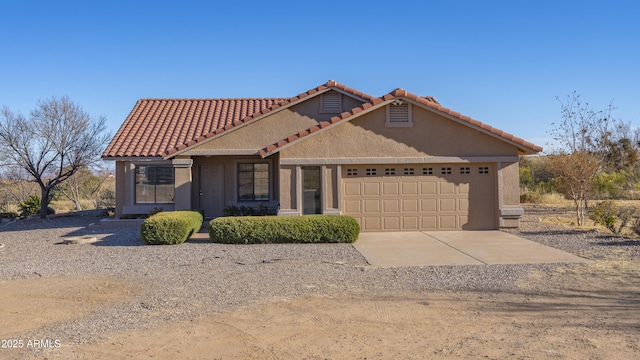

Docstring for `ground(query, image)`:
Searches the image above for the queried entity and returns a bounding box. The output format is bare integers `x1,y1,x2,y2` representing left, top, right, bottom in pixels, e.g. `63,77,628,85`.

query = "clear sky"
1,0,639,152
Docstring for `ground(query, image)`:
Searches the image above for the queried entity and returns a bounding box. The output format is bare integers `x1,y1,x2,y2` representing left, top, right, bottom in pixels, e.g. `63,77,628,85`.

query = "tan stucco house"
102,81,541,231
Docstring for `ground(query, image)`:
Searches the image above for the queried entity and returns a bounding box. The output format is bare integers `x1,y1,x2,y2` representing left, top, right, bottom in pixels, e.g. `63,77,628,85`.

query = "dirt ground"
0,260,638,360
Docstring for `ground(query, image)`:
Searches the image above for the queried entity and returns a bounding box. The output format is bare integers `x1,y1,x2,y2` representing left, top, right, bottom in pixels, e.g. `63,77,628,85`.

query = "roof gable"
162,81,374,158
259,88,542,157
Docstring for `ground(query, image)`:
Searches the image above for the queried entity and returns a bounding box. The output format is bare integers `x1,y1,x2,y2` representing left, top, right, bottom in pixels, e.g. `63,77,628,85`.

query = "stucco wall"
186,91,365,153
280,104,519,159
500,161,520,206
325,165,338,210
114,161,127,218
279,165,296,211
116,159,175,216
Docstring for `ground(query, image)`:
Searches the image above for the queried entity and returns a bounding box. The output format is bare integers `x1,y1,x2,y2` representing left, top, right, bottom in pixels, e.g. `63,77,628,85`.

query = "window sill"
385,122,414,127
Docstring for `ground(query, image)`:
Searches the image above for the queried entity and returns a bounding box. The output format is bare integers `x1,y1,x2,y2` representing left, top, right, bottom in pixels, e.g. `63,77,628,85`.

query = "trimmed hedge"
141,210,204,245
208,215,360,244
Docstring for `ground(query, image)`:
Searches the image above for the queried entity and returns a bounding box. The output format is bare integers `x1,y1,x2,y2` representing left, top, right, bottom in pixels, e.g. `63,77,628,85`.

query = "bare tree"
57,166,107,211
0,96,110,218
0,166,40,206
548,91,616,226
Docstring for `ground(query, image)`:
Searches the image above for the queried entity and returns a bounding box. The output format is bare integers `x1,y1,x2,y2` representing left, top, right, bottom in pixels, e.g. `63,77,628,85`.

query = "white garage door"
342,164,496,231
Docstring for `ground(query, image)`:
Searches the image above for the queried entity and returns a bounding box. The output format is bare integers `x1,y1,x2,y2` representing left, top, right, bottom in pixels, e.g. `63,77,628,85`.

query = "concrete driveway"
353,231,589,267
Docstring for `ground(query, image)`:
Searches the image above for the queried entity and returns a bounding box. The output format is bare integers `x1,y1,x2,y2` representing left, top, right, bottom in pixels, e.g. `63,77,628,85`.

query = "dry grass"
50,199,96,214
539,193,572,206
537,198,640,237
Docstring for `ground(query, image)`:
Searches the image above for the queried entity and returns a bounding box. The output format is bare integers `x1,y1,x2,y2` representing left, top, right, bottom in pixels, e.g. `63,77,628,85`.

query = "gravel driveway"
1,206,638,346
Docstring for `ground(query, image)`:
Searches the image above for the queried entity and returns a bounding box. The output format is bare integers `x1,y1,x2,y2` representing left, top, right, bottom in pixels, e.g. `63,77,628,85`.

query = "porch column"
172,157,193,210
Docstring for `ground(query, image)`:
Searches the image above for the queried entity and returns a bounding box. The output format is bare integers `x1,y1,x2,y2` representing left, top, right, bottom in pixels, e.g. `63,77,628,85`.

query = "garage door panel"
421,216,437,229
403,216,419,230
363,199,380,213
344,200,361,213
459,198,469,211
383,217,400,230
344,182,361,196
420,198,437,212
343,164,496,231
363,217,381,230
383,199,399,212
383,182,399,195
364,182,380,196
420,181,437,194
403,199,419,212
439,198,456,212
439,215,457,229
439,182,456,195
402,182,418,195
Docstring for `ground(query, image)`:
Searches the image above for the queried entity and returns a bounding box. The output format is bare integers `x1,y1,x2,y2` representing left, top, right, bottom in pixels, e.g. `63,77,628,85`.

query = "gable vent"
320,92,342,113
386,103,413,127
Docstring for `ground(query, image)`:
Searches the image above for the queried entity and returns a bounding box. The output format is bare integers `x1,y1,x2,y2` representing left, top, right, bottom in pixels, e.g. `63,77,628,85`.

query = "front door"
199,164,224,217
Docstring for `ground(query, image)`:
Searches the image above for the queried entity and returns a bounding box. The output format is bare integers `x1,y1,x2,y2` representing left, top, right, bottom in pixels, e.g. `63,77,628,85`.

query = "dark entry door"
199,164,224,217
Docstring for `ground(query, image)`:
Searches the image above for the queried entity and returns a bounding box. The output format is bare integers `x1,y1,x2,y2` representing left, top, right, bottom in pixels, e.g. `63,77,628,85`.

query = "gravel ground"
1,206,638,347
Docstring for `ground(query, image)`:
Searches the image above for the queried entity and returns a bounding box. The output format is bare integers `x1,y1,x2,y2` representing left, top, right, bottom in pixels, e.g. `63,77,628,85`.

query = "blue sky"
1,0,639,152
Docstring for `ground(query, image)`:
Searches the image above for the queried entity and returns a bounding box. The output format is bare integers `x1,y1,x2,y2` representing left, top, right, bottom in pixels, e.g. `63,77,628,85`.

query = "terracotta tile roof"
103,80,376,158
160,80,375,157
259,88,543,157
104,81,541,159
102,98,286,158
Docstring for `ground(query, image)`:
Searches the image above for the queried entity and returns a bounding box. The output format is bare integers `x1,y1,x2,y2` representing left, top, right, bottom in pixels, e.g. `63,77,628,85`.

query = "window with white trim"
320,92,342,113
386,101,413,127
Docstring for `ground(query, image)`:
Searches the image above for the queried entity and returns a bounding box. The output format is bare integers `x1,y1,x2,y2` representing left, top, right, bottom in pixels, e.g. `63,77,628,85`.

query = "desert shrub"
95,188,116,209
140,210,204,245
519,167,534,190
520,192,542,204
0,212,18,219
631,218,640,238
594,171,628,199
209,215,360,244
19,195,41,217
589,200,635,235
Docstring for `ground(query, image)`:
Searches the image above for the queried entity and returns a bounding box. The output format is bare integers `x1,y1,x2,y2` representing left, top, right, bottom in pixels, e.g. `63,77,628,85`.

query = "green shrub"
141,210,204,245
209,215,360,244
589,200,635,235
520,192,542,204
594,171,628,198
19,195,42,217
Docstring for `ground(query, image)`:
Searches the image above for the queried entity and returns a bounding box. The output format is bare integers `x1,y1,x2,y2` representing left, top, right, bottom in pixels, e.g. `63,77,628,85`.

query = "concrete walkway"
353,231,590,267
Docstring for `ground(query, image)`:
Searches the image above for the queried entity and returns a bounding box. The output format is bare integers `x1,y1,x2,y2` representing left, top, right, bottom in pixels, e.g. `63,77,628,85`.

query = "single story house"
102,81,541,231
